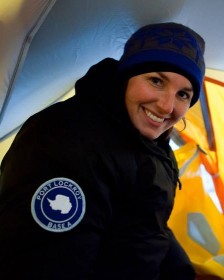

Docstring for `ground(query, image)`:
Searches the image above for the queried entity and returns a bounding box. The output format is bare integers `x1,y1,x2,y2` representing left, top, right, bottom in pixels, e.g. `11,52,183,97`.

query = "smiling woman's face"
125,71,194,140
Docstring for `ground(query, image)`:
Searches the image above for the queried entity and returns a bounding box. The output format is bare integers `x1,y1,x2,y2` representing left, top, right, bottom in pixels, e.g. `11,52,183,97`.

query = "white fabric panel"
173,0,224,71
0,0,56,132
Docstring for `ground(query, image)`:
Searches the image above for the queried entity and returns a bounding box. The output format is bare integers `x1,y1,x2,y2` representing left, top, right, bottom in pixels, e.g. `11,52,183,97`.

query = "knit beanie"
118,22,205,107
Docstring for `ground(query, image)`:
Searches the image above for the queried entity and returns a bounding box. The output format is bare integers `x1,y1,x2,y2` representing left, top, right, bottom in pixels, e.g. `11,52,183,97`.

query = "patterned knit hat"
118,22,205,107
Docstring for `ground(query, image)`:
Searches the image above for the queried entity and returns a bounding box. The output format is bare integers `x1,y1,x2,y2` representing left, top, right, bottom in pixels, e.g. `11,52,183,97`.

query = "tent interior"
1,0,224,278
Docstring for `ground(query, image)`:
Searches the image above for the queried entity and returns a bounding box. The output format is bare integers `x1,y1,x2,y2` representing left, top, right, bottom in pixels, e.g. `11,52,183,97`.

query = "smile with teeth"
144,108,164,123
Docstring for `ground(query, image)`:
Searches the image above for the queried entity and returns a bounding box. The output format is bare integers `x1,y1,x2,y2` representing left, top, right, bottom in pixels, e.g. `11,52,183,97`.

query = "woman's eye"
149,77,163,86
178,91,191,100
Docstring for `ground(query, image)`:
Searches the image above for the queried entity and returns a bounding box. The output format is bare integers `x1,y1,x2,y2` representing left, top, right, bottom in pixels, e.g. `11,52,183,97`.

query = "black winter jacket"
0,58,194,279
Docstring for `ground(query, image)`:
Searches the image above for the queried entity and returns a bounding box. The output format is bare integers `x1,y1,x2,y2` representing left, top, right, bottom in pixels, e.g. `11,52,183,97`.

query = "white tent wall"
0,0,56,135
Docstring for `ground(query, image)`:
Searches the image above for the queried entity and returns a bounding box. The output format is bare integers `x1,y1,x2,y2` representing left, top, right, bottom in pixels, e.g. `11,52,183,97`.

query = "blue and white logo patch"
31,177,86,232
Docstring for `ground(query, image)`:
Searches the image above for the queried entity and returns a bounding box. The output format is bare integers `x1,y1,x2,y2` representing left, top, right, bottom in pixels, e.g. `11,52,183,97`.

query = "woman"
0,22,205,279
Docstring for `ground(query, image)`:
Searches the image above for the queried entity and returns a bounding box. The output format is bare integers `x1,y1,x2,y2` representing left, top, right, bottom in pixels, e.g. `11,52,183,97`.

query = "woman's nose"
156,92,175,114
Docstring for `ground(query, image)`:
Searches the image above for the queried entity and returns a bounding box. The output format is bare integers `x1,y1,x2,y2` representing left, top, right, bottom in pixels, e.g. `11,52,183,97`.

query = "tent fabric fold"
0,0,56,131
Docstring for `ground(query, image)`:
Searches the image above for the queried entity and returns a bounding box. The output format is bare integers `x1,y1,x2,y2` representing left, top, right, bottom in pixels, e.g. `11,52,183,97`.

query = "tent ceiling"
1,0,224,140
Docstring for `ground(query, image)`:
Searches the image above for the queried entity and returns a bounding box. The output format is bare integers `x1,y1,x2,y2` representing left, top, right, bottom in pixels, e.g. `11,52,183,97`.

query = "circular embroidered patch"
31,177,86,232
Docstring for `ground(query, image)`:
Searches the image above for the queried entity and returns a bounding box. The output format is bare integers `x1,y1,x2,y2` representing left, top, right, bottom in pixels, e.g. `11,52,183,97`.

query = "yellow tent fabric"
174,78,224,213
205,79,224,211
171,79,224,278
169,143,224,279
